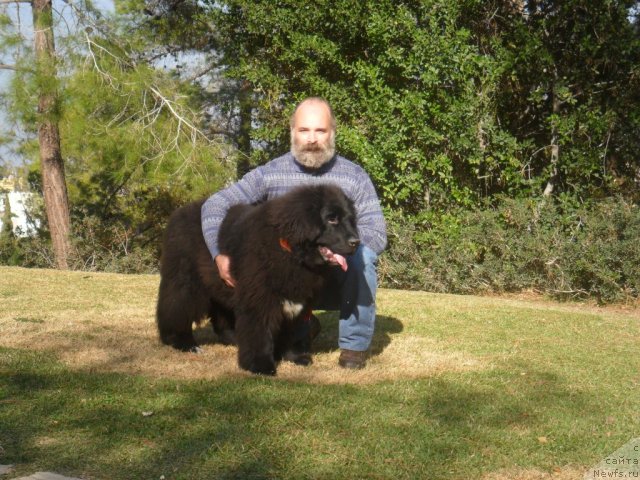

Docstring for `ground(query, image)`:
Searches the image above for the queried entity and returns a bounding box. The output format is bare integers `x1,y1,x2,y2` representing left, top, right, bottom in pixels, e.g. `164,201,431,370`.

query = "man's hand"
215,254,236,288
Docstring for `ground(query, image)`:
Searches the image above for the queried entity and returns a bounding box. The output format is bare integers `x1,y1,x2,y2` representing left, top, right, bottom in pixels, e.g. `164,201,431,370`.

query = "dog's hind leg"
209,304,236,346
156,278,207,353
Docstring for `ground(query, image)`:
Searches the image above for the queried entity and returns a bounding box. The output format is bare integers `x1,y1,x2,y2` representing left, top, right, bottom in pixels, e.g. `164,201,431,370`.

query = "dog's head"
268,185,360,270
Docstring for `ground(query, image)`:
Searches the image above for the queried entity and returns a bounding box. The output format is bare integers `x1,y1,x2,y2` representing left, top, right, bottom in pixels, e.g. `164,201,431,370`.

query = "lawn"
0,266,638,479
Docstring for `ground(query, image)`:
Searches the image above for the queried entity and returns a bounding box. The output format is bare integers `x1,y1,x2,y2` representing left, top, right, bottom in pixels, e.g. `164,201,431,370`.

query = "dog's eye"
327,215,339,225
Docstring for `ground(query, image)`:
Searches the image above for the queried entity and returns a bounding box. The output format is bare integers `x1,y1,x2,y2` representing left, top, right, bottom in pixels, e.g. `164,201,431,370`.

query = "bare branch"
0,0,31,4
0,64,19,70
149,86,202,137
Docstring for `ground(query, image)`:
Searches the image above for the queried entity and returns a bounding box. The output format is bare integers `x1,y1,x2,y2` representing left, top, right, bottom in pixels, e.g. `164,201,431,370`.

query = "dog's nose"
349,238,360,248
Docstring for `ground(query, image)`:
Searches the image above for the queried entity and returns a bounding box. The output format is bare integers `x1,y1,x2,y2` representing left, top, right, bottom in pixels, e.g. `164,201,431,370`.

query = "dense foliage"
1,0,639,300
140,0,639,207
381,196,640,302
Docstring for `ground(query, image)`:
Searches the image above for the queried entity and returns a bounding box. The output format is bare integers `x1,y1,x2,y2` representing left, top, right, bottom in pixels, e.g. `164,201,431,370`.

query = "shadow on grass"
0,346,617,480
193,313,404,357
312,312,403,356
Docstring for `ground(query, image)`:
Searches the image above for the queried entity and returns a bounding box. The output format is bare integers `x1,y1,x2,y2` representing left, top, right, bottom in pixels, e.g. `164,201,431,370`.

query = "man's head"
290,97,336,169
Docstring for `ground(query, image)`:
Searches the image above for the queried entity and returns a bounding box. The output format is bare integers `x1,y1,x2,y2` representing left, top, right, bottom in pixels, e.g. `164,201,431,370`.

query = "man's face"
290,102,336,169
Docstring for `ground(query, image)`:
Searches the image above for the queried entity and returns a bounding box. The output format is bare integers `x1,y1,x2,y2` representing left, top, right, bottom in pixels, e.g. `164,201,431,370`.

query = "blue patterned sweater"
201,152,388,258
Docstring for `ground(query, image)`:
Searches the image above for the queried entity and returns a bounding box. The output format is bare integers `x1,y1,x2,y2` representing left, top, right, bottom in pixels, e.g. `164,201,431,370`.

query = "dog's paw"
249,363,277,376
293,354,312,366
283,351,313,366
174,343,202,353
243,354,277,376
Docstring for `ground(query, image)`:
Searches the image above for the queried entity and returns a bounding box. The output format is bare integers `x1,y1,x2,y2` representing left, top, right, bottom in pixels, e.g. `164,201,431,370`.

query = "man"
201,97,387,369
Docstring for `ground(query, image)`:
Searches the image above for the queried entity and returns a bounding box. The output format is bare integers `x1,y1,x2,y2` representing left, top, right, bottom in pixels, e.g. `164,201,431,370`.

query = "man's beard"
291,132,336,169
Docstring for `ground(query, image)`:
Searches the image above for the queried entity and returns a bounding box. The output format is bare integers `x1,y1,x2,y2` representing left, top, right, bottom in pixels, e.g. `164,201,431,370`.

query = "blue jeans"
309,245,379,352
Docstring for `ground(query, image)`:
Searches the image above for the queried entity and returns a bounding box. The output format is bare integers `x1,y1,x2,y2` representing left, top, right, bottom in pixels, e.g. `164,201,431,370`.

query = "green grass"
0,266,639,479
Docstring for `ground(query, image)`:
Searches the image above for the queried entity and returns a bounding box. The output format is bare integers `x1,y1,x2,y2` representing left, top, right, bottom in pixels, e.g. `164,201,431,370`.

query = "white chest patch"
282,299,304,319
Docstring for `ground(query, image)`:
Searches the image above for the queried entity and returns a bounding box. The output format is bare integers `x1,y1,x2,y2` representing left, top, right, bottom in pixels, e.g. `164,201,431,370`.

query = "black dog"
156,184,360,375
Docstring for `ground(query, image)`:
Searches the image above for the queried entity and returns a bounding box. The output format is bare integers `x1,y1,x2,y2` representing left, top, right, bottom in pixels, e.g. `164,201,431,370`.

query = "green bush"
66,213,161,274
0,185,182,274
0,233,53,268
559,199,640,302
0,216,160,273
380,197,640,303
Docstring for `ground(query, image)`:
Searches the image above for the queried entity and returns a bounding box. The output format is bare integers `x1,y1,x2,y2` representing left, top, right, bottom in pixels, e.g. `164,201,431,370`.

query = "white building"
0,176,39,237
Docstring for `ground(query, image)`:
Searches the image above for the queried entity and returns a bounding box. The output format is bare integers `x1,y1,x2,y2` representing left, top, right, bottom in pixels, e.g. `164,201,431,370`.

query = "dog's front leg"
235,307,280,375
279,316,313,366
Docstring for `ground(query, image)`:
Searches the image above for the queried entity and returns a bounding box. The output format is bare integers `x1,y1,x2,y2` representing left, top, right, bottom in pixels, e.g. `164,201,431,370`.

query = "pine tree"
2,0,71,268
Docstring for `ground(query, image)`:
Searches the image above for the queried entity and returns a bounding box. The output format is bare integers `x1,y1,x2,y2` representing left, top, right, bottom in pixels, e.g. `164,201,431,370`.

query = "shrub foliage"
381,197,640,303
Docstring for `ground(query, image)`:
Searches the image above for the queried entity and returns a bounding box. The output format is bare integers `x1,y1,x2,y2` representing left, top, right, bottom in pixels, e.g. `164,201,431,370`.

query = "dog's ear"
267,187,324,244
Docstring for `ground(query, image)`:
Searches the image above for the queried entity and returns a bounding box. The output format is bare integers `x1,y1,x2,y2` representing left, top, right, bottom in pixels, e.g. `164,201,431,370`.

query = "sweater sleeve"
201,167,267,259
353,171,387,255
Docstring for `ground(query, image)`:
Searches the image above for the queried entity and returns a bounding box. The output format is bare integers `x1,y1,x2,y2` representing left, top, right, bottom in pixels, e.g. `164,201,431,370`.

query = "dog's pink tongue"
320,246,348,272
334,253,348,272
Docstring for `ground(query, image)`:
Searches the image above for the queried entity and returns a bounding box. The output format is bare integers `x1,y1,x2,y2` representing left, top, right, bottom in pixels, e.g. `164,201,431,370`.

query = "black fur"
156,184,360,375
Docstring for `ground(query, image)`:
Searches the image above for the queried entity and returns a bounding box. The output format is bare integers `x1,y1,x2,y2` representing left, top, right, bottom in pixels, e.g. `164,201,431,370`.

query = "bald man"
201,97,387,369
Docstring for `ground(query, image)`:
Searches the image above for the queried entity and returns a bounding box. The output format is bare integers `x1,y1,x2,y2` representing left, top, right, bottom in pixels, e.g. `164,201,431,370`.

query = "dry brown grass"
0,266,484,385
4,266,637,385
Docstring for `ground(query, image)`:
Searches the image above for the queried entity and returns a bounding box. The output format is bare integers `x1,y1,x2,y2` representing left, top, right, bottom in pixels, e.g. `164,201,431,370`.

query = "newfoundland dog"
156,184,360,375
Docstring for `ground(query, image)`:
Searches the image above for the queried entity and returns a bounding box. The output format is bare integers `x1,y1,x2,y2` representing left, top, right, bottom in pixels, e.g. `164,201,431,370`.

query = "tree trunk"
32,0,71,269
